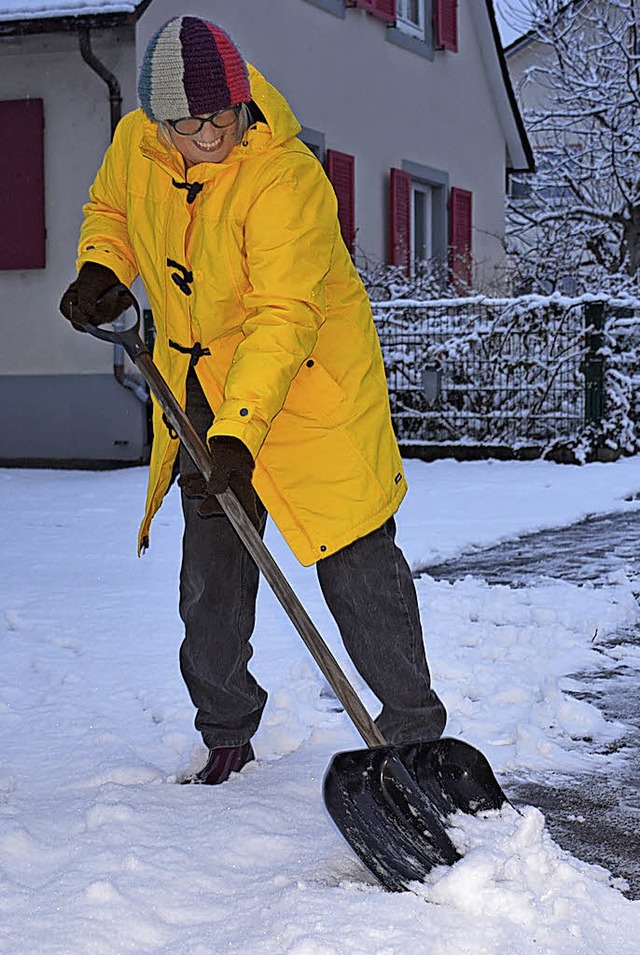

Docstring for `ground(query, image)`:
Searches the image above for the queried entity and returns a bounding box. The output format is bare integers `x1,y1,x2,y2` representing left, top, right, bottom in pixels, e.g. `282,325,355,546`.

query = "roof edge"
504,30,537,56
485,0,535,173
0,1,149,37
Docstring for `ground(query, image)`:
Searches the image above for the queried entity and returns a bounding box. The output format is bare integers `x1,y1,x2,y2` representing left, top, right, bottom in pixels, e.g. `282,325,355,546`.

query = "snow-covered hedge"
368,291,640,463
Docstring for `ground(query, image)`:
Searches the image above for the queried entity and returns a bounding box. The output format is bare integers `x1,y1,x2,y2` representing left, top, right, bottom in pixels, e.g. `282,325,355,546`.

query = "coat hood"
246,63,302,151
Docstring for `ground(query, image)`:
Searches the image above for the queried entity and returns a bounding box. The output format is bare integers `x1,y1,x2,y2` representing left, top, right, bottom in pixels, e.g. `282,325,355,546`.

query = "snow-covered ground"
1,456,640,953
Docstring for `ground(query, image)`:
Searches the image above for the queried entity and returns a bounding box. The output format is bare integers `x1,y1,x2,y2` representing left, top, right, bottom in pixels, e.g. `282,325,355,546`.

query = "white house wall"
138,0,510,285
0,26,149,463
507,38,556,115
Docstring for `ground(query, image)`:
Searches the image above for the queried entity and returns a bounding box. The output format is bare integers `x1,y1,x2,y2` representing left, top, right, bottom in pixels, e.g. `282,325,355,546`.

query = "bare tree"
503,0,640,293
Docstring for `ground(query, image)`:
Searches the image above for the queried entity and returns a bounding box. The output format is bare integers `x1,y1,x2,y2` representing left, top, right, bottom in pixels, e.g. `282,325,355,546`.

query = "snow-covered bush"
549,302,640,462
363,273,640,462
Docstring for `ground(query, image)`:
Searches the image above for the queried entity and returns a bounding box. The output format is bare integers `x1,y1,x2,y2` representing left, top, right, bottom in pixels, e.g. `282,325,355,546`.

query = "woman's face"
167,111,240,168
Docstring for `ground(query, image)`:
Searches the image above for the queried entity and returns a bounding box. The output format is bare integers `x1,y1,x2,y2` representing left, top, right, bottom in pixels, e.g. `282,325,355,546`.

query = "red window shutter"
435,0,458,52
349,0,395,19
390,168,411,271
0,99,45,270
449,186,472,288
371,0,396,22
325,149,356,255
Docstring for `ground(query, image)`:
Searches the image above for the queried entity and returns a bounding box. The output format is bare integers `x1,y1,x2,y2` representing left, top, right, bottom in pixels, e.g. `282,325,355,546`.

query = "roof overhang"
504,30,537,57
0,0,150,37
471,0,535,174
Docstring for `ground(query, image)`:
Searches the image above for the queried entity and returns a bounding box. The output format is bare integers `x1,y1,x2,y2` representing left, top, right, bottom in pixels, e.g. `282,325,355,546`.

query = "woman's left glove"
59,262,132,330
186,436,260,529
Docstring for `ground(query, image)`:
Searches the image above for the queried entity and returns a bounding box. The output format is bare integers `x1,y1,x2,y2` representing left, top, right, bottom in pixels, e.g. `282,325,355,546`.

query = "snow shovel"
79,288,508,892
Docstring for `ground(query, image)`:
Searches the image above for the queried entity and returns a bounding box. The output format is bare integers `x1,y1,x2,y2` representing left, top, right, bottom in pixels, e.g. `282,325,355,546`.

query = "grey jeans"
178,371,446,748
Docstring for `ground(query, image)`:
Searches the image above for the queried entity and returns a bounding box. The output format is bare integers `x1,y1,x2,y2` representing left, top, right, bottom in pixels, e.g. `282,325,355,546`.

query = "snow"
1,455,640,952
0,0,134,22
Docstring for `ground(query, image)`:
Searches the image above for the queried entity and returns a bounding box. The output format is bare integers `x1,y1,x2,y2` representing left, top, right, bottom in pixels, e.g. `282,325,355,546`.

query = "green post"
584,302,605,423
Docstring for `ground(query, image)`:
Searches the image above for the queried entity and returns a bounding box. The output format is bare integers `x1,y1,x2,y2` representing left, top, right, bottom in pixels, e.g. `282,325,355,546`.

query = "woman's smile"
169,123,237,167
193,134,224,152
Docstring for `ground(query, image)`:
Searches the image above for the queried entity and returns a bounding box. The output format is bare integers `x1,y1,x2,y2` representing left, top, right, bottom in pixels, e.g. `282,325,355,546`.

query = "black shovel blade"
323,737,507,892
394,737,508,815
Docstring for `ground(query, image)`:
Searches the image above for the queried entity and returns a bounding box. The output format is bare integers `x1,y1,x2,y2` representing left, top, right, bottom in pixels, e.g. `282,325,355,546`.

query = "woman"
60,16,446,784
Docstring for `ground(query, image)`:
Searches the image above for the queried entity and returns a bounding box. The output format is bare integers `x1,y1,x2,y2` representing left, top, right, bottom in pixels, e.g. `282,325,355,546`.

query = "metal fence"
372,295,640,457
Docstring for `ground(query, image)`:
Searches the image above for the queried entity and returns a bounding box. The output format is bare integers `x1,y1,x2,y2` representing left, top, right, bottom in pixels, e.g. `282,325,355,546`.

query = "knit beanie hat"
138,16,251,123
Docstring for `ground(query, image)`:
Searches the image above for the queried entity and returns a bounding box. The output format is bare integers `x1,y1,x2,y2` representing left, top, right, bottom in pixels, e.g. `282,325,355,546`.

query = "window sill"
302,0,346,17
387,26,434,60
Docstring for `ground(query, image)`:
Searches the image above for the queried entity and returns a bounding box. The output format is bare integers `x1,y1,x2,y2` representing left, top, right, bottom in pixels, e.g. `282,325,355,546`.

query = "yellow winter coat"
77,65,406,565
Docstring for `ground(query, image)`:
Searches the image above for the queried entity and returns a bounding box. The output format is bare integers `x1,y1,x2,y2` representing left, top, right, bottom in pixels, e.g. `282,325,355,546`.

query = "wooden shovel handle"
78,289,385,745
135,348,386,749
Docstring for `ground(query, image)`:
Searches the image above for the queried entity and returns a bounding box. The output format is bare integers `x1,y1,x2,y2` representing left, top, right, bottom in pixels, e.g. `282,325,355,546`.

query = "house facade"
0,5,146,465
0,0,532,465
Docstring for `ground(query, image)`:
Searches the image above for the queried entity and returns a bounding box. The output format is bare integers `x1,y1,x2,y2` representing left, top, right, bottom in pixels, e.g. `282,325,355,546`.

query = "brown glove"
178,436,260,528
59,263,132,330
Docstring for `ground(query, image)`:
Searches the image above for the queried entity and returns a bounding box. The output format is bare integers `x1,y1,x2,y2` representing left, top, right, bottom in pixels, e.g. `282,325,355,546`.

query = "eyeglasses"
166,106,241,136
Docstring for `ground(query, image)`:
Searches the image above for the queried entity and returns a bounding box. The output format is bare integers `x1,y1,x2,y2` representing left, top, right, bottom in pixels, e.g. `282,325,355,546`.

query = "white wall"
137,0,510,285
0,25,148,464
0,26,137,377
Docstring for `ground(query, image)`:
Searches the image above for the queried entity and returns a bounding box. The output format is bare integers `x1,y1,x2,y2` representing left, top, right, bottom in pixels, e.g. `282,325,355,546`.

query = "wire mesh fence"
372,295,640,458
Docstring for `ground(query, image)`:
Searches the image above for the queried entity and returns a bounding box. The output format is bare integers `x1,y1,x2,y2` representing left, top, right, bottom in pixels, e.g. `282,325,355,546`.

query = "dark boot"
184,742,255,785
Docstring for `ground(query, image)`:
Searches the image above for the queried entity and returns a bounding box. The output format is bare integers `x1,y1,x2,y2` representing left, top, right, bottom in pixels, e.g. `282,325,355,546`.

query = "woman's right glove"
179,436,260,529
59,262,132,330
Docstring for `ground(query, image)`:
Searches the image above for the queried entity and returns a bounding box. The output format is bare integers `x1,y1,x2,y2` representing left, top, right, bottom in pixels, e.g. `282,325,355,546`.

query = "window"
390,162,449,273
325,149,356,255
299,126,326,163
387,1,434,59
396,0,425,40
535,148,573,201
0,98,45,270
509,176,532,201
412,182,433,262
509,148,572,203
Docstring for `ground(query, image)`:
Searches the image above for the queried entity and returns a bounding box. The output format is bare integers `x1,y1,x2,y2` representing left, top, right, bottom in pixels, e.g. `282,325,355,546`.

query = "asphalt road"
418,509,640,899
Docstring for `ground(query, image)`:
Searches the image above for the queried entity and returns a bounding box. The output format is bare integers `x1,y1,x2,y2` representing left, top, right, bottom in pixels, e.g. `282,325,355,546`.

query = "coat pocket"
283,357,347,423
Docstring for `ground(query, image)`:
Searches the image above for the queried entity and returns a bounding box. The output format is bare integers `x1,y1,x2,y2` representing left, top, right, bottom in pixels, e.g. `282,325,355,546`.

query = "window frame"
412,180,433,263
299,126,326,163
402,160,449,268
387,0,435,59
395,0,426,40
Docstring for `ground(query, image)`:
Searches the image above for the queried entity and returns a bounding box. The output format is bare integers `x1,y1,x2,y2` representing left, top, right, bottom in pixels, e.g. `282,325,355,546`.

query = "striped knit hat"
138,16,251,123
